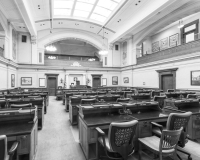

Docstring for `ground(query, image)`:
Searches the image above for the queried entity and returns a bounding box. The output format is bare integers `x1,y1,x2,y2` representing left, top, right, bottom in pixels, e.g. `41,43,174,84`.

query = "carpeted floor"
35,96,200,160
35,96,85,160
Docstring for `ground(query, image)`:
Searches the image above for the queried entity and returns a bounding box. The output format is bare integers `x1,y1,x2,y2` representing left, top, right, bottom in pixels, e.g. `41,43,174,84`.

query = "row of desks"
77,97,200,160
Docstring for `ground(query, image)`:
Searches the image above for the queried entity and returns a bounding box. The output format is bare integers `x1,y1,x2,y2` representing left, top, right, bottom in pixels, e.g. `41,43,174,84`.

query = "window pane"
90,13,106,22
93,6,111,17
186,32,195,43
54,9,71,16
54,0,74,9
184,24,196,33
78,0,96,4
75,2,94,12
74,10,90,18
97,0,118,10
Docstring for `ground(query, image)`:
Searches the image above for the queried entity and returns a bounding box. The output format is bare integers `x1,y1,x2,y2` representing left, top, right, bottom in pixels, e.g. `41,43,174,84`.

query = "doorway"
161,74,173,92
45,74,59,96
91,74,102,87
157,68,178,92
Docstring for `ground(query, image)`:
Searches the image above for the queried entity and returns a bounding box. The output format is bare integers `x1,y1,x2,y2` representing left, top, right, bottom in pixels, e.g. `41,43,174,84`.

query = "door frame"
156,68,178,90
45,74,59,95
91,74,102,87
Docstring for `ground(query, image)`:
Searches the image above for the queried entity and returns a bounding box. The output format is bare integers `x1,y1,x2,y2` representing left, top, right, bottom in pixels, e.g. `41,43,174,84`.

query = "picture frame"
169,33,179,47
11,74,15,87
160,37,168,50
21,77,32,86
112,76,118,85
74,77,77,81
191,70,200,86
152,41,160,52
39,78,45,87
102,78,107,86
123,77,129,83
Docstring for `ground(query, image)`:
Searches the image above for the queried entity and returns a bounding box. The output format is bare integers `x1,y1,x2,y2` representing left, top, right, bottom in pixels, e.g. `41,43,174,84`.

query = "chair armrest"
96,127,105,136
151,122,163,131
8,141,19,155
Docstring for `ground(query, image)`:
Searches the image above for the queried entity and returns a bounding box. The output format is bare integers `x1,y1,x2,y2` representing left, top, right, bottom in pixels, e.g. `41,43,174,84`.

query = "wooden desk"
0,108,38,160
79,102,168,160
164,98,200,140
8,98,45,130
165,92,195,98
69,95,121,125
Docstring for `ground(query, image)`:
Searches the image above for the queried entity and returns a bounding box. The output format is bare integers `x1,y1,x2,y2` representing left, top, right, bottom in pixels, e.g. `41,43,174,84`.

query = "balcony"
44,59,103,68
137,38,200,65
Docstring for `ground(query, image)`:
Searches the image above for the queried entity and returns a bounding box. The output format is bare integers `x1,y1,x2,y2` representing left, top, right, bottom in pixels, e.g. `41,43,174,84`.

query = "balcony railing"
137,37,200,65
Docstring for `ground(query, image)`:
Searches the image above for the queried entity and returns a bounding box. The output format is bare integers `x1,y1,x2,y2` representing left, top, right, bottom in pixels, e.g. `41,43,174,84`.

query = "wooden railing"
44,59,103,68
137,39,200,65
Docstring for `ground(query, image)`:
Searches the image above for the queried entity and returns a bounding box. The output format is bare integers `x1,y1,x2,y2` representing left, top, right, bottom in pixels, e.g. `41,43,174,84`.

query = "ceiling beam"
87,0,99,19
71,0,77,17
14,0,37,36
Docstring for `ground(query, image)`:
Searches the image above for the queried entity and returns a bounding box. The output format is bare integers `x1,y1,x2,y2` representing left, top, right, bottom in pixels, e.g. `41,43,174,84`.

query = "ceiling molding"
14,0,37,36
35,18,116,33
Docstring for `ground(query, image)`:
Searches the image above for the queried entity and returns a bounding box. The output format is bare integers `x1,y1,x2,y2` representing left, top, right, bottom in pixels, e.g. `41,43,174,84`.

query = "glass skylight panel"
93,6,111,17
90,13,106,22
77,0,96,4
74,10,90,18
75,2,93,12
97,0,118,10
54,9,71,16
54,0,74,9
113,0,122,2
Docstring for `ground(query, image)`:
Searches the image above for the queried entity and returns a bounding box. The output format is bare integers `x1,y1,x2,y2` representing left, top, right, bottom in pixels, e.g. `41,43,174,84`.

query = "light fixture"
46,44,57,52
99,27,108,56
88,58,95,61
178,19,184,28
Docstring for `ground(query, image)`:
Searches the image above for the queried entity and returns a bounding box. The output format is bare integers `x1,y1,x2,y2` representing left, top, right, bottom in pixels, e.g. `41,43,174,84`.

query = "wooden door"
76,81,80,85
47,77,57,96
93,78,100,87
161,74,173,92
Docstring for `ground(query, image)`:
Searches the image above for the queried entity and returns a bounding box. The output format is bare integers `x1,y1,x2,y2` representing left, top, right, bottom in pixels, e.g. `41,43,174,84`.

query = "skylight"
54,0,123,23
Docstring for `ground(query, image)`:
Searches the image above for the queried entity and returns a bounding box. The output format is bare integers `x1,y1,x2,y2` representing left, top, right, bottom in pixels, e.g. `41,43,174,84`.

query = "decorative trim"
156,68,178,73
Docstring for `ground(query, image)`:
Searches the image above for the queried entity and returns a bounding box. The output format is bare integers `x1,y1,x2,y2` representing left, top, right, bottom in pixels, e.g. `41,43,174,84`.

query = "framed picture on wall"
112,76,118,85
21,77,32,85
123,77,129,83
11,74,15,87
102,78,107,86
160,37,168,50
39,78,45,87
152,41,159,52
169,33,179,47
191,70,200,86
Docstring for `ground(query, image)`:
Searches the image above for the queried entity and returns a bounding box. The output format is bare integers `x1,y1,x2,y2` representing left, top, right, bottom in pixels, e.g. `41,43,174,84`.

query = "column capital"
31,35,37,44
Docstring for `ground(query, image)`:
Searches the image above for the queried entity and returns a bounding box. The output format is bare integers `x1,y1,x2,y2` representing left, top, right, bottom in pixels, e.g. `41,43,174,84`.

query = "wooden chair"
80,98,97,104
0,135,19,160
116,98,130,103
167,89,175,92
153,96,166,109
151,112,192,160
96,120,138,160
186,94,197,99
138,127,182,160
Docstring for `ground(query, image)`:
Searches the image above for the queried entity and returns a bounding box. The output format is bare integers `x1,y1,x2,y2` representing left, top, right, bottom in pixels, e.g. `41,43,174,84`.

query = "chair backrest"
153,96,166,109
167,89,175,92
58,86,62,89
116,98,130,103
108,120,138,159
166,112,192,147
80,98,96,104
187,94,197,99
10,103,32,108
0,135,7,160
159,128,182,153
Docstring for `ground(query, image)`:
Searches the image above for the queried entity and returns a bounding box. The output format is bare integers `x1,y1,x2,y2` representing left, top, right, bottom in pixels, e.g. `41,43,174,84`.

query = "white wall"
121,70,133,86
17,33,32,64
132,58,200,90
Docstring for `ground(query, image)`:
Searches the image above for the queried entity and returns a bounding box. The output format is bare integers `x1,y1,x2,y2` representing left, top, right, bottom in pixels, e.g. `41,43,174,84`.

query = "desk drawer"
192,114,200,139
17,135,30,154
88,128,97,143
